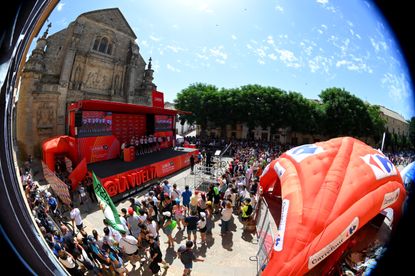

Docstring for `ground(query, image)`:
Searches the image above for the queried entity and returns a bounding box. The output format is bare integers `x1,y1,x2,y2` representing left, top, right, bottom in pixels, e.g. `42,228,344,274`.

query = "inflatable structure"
260,137,406,275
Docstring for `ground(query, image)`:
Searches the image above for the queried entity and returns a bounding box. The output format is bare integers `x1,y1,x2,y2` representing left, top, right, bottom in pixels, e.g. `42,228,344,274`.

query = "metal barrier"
255,197,278,275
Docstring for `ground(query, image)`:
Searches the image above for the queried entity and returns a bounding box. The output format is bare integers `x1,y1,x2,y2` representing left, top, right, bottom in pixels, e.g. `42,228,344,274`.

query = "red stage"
42,94,195,201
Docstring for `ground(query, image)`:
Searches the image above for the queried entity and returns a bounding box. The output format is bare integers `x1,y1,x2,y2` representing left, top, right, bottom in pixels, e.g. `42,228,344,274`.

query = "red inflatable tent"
42,136,78,172
260,137,406,275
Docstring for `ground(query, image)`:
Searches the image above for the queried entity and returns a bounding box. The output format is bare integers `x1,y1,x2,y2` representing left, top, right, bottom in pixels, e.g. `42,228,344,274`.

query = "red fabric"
260,137,406,275
68,99,183,115
152,90,164,108
42,136,78,171
69,158,87,191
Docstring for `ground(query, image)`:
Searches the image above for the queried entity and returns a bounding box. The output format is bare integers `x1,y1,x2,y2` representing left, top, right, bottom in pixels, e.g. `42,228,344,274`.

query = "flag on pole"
92,172,126,233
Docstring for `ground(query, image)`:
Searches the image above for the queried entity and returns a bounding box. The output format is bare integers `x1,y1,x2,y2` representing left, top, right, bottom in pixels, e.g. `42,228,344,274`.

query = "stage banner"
69,158,87,190
155,115,173,131
77,111,112,138
77,135,120,163
152,90,164,108
41,161,71,205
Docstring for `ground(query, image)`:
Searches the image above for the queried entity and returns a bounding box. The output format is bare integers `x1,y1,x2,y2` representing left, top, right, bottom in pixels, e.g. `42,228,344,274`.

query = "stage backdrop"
112,113,146,144
78,136,120,164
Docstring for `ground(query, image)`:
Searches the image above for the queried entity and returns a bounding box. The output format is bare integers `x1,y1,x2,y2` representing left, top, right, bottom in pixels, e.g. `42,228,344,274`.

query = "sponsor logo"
361,153,398,180
274,199,289,251
286,144,325,163
308,217,359,269
274,161,285,178
162,161,175,173
381,188,400,210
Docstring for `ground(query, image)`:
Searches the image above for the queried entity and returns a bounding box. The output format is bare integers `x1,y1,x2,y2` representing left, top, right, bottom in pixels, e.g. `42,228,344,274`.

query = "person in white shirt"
70,203,83,231
119,232,139,267
220,201,233,235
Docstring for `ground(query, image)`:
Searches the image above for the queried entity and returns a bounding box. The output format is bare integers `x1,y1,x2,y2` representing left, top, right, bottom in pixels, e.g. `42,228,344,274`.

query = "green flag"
92,172,126,233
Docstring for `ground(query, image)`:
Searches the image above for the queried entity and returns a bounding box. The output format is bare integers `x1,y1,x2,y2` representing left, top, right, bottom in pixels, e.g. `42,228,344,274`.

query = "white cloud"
275,5,284,12
268,53,277,60
149,35,161,42
231,34,237,40
209,46,228,63
316,0,329,4
355,34,361,39
258,59,265,65
276,49,301,68
246,44,253,50
166,45,184,53
266,35,274,45
196,53,209,60
335,57,372,73
172,24,179,29
166,64,181,73
57,3,65,11
307,55,333,75
370,37,388,53
382,73,410,102
256,48,267,59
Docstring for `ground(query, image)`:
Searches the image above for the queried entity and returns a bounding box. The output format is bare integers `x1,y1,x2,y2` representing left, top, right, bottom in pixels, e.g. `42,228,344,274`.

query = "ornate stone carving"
37,103,54,128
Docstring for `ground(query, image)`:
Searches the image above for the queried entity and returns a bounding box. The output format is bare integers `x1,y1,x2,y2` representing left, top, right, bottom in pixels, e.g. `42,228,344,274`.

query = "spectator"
184,211,199,244
182,185,192,212
190,155,195,174
177,240,204,276
70,203,84,232
220,201,233,235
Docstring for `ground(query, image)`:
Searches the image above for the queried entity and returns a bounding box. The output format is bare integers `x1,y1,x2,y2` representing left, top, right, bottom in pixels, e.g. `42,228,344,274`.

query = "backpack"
246,204,253,216
168,219,177,230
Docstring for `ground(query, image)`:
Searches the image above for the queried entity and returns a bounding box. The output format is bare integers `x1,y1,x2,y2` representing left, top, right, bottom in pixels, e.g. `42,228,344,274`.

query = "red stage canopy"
68,100,190,115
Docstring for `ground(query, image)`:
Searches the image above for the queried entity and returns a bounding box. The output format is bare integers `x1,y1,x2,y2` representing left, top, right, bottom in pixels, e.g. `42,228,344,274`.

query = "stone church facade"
17,8,156,156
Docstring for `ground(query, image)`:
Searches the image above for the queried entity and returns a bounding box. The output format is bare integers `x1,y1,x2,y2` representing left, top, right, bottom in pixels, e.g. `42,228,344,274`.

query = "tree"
319,88,375,138
174,83,219,138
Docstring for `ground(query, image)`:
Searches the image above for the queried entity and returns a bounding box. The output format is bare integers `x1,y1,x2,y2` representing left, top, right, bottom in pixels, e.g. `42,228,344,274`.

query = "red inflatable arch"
42,136,78,172
260,137,406,275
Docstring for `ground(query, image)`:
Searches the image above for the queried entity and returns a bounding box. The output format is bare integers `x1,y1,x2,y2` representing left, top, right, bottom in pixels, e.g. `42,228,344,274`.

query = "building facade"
16,8,156,156
379,106,409,136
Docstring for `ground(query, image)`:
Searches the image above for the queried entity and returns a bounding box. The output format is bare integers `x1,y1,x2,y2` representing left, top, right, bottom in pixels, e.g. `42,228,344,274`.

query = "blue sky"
34,0,414,119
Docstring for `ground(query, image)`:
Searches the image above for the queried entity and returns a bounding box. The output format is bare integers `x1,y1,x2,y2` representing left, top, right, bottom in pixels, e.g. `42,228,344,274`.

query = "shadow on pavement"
164,246,177,264
221,231,233,251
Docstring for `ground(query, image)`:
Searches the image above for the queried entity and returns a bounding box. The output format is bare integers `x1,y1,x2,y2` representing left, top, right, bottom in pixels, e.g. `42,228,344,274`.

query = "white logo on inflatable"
361,153,398,180
274,161,285,178
286,144,325,163
274,199,289,251
308,217,359,269
380,188,400,210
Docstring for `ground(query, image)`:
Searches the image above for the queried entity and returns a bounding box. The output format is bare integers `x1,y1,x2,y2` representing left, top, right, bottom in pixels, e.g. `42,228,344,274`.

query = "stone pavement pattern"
79,168,258,276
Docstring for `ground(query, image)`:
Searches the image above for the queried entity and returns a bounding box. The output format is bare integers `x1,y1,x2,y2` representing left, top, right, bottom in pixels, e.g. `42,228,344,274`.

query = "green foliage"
175,84,386,141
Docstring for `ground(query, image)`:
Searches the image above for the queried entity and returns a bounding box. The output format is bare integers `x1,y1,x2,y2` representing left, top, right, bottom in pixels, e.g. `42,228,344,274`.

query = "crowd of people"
20,135,415,276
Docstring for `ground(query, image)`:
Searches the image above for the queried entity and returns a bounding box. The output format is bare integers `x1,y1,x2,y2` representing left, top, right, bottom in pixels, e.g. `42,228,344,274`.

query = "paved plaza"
77,167,258,276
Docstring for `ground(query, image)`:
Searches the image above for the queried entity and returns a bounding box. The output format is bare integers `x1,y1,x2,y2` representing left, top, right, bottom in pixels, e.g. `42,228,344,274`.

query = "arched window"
107,43,113,55
99,37,108,53
93,37,100,50
92,36,113,55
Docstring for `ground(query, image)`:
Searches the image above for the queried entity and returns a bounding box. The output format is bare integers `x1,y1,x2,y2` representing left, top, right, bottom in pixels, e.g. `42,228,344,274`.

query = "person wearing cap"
197,212,207,244
46,192,58,215
127,207,141,238
162,211,177,248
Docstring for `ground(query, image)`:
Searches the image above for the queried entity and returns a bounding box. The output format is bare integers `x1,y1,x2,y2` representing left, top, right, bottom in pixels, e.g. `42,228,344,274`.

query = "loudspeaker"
75,111,83,127
146,114,155,135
